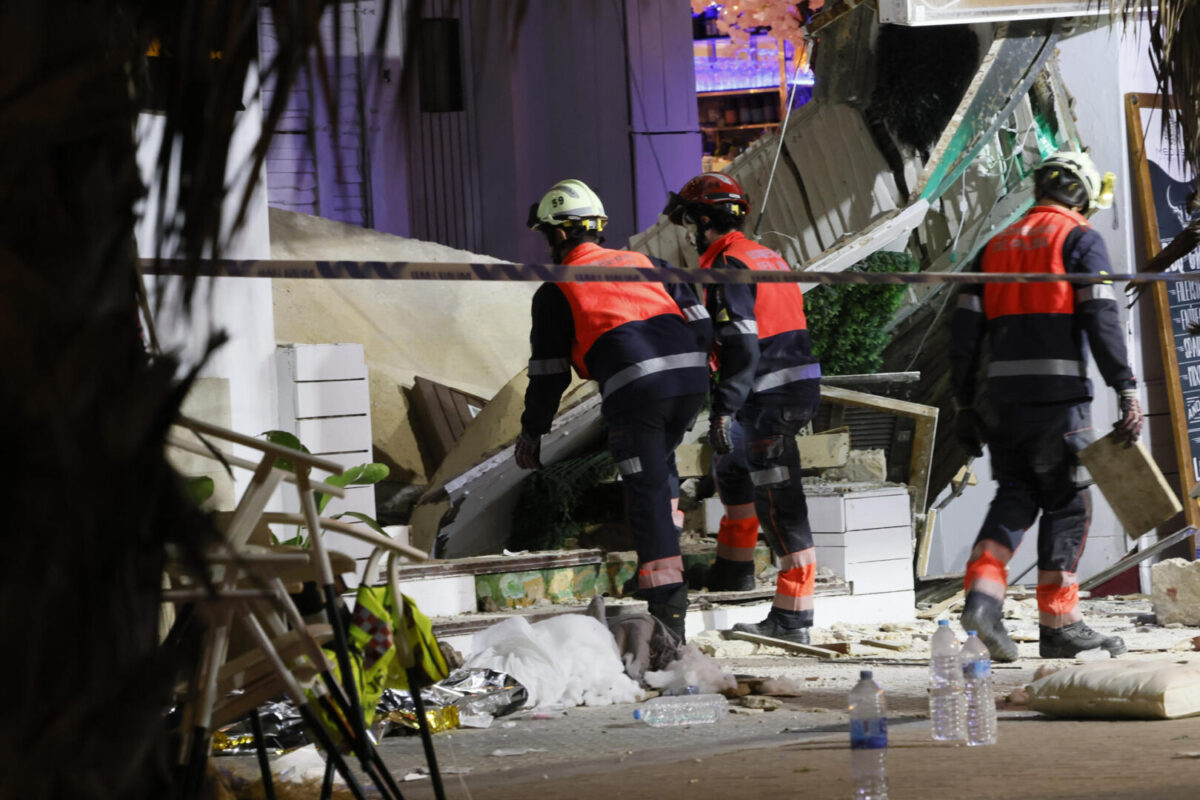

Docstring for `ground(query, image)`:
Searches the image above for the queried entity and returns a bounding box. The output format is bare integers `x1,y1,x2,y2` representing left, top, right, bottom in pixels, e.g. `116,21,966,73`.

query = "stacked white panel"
277,343,376,559
808,486,915,615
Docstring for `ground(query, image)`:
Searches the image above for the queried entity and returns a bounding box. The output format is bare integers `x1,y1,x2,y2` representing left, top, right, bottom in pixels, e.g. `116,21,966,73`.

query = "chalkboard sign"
1126,93,1200,532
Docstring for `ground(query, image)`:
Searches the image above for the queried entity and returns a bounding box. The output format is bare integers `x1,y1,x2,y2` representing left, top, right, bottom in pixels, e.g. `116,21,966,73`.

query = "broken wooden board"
916,589,964,620
1077,432,1183,539
820,641,894,656
729,631,848,659
859,637,911,652
819,384,938,516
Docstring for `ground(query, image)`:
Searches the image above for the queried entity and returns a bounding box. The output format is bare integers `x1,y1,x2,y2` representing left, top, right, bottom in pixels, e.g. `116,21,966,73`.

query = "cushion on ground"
1027,661,1200,720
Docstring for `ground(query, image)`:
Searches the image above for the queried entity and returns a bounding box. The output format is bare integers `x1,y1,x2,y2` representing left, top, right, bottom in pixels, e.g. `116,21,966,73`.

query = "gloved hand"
956,407,985,458
709,414,733,455
514,430,543,469
1113,388,1143,444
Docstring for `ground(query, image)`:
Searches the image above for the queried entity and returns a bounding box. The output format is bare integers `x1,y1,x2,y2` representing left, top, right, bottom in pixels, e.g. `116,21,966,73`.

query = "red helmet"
663,172,750,225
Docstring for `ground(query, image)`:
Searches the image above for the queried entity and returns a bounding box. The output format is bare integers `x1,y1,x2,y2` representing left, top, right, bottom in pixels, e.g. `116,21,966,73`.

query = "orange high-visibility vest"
982,205,1089,319
701,232,808,337
556,243,684,379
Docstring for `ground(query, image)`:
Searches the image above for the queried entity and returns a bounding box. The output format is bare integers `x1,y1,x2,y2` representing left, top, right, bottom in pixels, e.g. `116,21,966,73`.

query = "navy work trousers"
607,393,705,603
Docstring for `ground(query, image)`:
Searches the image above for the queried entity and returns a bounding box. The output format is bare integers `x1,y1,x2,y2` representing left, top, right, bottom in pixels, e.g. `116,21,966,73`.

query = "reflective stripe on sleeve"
987,358,1087,379
753,362,822,392
682,305,710,322
528,357,571,376
718,319,758,337
1075,284,1116,303
602,351,708,395
957,293,983,312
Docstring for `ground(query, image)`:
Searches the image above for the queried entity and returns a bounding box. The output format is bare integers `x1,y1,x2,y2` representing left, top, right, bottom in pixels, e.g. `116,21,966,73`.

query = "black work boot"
1039,621,1127,658
732,612,811,645
706,557,756,592
647,584,689,644
960,592,1020,663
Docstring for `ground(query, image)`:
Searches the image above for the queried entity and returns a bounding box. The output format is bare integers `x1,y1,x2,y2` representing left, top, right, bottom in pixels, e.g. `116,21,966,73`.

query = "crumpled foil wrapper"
212,700,307,755
373,669,527,738
374,694,461,738
426,668,528,718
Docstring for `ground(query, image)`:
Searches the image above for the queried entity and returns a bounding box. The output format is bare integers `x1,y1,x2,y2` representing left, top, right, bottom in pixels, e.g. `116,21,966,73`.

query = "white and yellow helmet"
528,179,608,232
1036,150,1115,212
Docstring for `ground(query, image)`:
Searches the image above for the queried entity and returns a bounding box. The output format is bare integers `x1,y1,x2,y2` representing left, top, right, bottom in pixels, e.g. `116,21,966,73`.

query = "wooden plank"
728,631,847,659
1126,92,1200,551
916,589,964,620
1077,432,1183,539
393,549,608,581
410,376,458,466
821,384,938,516
915,508,937,580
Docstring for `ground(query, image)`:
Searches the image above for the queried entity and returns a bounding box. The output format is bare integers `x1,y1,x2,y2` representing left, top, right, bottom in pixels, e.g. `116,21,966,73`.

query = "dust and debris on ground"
218,593,1200,794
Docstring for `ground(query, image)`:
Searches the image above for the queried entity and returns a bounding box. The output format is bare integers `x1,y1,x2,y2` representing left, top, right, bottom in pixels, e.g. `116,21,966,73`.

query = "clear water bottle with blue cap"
848,669,888,799
962,630,997,746
929,619,966,742
633,693,727,727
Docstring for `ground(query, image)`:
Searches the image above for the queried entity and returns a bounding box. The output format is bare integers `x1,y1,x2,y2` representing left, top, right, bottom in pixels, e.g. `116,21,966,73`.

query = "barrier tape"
140,258,1199,285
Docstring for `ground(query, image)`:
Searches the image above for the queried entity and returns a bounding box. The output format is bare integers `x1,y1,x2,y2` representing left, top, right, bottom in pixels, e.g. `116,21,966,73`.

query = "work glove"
956,407,985,458
1113,388,1143,444
514,430,543,470
709,414,733,455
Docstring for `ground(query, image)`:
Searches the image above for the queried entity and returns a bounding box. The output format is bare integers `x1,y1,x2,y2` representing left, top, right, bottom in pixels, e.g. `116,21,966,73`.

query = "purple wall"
262,1,701,260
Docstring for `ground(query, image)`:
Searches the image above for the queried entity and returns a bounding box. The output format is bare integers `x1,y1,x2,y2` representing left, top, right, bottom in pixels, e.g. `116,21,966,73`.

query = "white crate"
276,343,377,523
286,343,369,382
296,415,372,455
815,525,912,576
807,487,910,533
843,558,914,594
295,379,370,418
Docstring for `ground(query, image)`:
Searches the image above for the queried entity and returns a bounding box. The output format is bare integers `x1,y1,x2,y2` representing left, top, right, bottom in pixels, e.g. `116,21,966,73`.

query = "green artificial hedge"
803,250,918,375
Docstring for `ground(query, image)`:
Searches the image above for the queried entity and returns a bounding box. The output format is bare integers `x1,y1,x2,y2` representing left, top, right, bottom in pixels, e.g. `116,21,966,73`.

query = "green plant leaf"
333,511,389,537
324,463,367,489
260,429,309,471
316,462,391,514
184,475,214,505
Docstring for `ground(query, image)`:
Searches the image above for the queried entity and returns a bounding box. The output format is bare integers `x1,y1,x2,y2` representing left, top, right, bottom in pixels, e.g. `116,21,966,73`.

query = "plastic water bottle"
962,630,997,746
633,694,727,727
848,670,888,800
929,620,966,742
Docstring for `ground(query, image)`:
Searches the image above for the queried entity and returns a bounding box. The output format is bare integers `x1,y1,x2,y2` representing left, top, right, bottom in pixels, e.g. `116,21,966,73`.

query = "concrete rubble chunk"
1152,558,1200,626
741,695,783,711
821,448,887,482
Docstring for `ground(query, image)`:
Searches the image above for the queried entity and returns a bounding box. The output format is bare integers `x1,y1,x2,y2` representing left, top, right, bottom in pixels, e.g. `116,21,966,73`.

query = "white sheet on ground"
464,615,642,708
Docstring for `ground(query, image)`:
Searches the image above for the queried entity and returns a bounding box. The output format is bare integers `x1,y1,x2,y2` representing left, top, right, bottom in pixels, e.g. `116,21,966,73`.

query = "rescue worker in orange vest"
664,173,822,644
515,179,712,642
951,151,1143,661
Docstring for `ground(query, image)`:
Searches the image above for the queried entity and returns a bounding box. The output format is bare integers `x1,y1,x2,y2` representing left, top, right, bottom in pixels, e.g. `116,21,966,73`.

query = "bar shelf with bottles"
693,21,814,171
